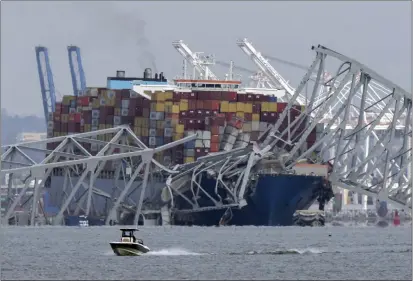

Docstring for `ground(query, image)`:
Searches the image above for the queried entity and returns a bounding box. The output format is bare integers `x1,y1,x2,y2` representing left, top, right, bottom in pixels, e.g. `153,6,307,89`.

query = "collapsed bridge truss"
1,43,411,226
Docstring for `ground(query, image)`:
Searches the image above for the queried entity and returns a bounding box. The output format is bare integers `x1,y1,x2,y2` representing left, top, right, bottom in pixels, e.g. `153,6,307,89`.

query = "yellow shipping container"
134,127,142,136
179,100,189,111
106,125,112,129
175,124,185,134
97,135,105,141
114,108,121,116
252,114,260,121
184,157,195,164
105,135,112,142
62,95,74,106
173,133,184,141
301,105,306,112
261,102,270,112
61,114,69,123
156,121,164,129
220,101,229,113
165,101,173,106
84,124,91,132
172,105,180,114
155,103,165,112
269,102,277,112
228,102,237,112
155,92,166,102
244,103,253,113
141,128,149,137
236,112,245,118
164,91,173,100
53,132,59,137
92,99,100,109
105,98,116,107
165,104,173,113
99,124,106,130
236,102,245,112
142,118,149,128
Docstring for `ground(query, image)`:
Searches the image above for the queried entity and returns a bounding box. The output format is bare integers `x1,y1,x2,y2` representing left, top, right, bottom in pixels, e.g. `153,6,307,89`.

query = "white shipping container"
202,140,211,148
149,112,157,120
184,149,195,157
221,143,233,151
149,129,157,137
69,107,76,114
156,112,165,120
129,90,139,98
195,140,204,148
47,131,53,138
243,122,252,132
47,121,54,129
163,156,172,166
224,135,237,145
164,119,173,128
219,126,225,135
113,116,121,125
92,110,100,118
251,121,260,131
149,137,156,146
91,127,98,133
121,109,129,117
106,90,115,99
164,128,173,137
99,98,106,106
121,99,130,109
196,130,203,139
185,130,195,137
149,120,157,128
202,131,211,140
91,119,99,126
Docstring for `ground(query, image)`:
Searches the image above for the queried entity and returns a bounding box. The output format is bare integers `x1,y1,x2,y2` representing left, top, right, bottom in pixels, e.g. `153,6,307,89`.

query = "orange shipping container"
210,143,219,152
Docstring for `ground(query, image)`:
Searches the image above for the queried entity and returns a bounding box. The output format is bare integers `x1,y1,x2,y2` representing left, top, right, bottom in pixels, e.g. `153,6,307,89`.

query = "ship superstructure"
0,39,410,226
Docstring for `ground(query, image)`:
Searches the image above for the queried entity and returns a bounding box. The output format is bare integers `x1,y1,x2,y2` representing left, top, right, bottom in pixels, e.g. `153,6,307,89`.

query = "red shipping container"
212,110,219,116
61,123,68,132
222,91,237,101
210,91,222,100
55,102,62,112
225,113,236,122
244,113,252,121
211,134,220,143
54,122,61,131
53,112,61,122
210,143,219,152
73,113,82,123
120,89,130,99
173,92,181,102
185,119,196,130
77,96,90,106
237,94,247,102
188,92,198,100
277,102,288,113
210,100,220,111
209,125,219,135
61,105,69,114
196,100,204,109
189,100,197,110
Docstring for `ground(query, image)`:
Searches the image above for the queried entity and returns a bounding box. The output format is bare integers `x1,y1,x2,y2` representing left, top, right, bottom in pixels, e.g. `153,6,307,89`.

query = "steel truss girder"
1,125,196,225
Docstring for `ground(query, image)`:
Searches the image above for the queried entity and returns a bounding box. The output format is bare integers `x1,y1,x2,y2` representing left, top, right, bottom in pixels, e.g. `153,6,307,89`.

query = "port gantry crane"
172,40,219,80
67,46,87,96
35,46,57,128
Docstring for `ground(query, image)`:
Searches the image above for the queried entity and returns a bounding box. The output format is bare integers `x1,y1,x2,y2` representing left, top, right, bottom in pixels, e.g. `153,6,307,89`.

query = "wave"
229,248,324,256
146,248,204,256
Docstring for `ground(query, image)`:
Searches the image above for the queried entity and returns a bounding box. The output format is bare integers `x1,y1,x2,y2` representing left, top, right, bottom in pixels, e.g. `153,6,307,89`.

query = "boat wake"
146,248,204,256
229,248,324,256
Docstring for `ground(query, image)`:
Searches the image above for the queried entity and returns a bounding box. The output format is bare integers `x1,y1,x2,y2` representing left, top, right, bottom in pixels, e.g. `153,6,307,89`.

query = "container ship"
45,68,333,227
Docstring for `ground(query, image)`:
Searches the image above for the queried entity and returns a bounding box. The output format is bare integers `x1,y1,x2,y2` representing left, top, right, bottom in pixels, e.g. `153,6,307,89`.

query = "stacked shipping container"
47,87,317,169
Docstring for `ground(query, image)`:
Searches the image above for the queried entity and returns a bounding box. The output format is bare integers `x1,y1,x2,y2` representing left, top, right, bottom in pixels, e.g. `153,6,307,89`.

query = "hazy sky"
1,1,411,117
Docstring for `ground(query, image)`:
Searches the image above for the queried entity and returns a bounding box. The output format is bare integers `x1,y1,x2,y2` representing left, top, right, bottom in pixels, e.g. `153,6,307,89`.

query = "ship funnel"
116,70,125,78
144,68,152,79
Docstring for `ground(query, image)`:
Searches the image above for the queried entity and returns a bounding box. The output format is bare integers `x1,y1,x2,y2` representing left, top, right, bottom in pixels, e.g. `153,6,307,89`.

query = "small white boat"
110,228,150,256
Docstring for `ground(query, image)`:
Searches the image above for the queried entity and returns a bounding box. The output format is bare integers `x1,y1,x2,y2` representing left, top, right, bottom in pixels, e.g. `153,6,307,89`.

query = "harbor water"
1,224,411,280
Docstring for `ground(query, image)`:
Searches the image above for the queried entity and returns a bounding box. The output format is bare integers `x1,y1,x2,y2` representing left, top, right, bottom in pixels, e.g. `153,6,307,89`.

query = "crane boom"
172,40,218,80
236,38,306,105
35,46,56,127
67,46,87,96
